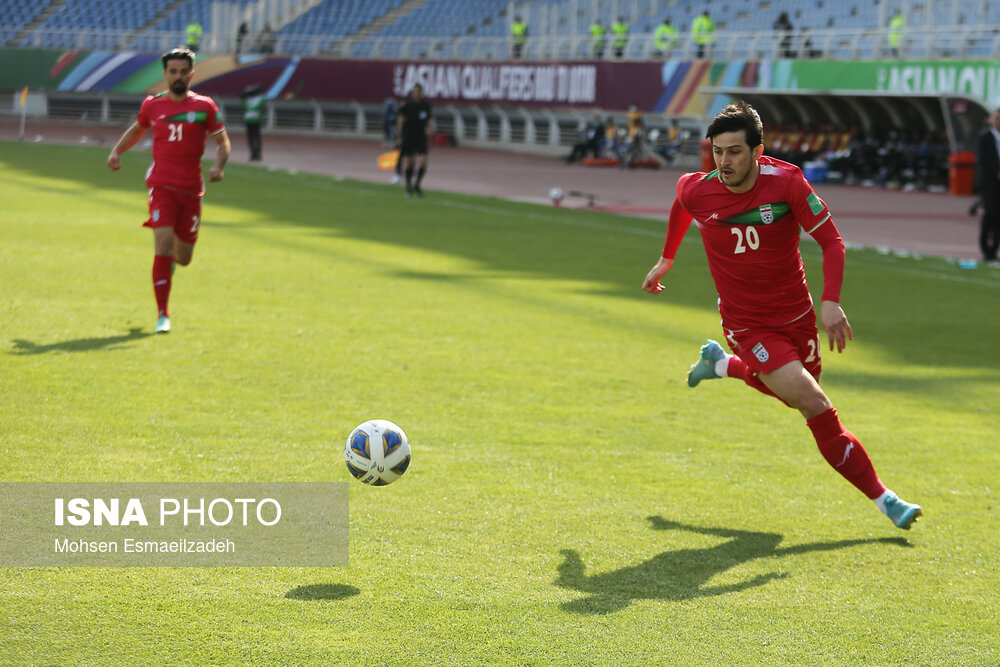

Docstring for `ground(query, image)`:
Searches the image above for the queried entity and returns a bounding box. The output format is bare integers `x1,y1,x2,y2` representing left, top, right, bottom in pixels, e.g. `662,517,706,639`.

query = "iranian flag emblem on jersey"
759,204,774,224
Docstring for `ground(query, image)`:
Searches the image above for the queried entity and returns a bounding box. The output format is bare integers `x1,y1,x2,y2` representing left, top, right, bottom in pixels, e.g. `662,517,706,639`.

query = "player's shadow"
9,327,151,355
284,584,360,601
555,516,911,615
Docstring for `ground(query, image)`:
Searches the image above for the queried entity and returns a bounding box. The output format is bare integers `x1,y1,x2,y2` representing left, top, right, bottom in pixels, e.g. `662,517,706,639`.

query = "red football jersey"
136,92,225,196
662,156,845,331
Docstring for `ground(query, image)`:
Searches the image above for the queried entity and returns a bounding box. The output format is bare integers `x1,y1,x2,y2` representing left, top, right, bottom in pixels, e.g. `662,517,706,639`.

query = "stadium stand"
277,0,413,56
4,0,997,60
1,0,53,46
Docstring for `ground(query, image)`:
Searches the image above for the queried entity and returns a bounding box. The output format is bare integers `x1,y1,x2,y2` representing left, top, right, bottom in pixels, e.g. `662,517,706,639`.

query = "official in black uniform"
396,83,434,197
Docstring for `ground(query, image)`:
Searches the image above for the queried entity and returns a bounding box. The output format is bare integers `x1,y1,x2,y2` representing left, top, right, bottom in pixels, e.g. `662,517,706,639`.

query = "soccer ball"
549,186,564,205
344,419,411,486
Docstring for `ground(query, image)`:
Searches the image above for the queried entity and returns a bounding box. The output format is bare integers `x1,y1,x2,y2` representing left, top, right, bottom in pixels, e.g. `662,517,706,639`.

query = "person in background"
590,20,606,59
974,109,1000,265
236,21,248,54
511,15,528,59
396,83,434,197
654,118,686,165
259,23,275,54
566,115,606,164
242,84,265,162
382,91,398,147
186,20,202,53
383,91,403,184
620,103,646,168
692,11,715,59
887,9,905,57
654,17,678,58
611,16,629,58
774,12,794,58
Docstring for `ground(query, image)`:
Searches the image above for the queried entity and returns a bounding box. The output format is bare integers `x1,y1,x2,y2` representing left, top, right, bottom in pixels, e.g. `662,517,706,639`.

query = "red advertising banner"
198,59,665,111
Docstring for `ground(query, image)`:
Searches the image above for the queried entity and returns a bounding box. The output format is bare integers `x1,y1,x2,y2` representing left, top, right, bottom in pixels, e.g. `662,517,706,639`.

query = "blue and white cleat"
155,314,171,334
687,339,726,388
884,494,922,530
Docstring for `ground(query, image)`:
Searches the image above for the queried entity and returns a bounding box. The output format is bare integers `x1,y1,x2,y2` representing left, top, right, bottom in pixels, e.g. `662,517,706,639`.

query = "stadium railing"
3,90,704,164
7,25,999,60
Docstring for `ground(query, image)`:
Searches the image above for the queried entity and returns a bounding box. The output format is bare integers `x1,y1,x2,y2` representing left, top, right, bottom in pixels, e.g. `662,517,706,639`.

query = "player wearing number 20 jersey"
642,101,921,531
136,92,225,196
663,155,844,333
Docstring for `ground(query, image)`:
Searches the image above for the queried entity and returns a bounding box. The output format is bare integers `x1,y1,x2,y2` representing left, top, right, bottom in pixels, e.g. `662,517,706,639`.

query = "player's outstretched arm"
106,122,147,171
208,129,231,182
642,256,673,293
820,300,853,352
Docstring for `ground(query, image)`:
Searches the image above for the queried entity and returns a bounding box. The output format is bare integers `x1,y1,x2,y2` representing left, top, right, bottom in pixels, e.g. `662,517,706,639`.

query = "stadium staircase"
347,0,431,41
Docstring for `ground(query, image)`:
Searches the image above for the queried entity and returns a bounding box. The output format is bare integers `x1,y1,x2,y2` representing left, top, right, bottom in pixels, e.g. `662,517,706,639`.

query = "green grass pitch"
1,140,998,665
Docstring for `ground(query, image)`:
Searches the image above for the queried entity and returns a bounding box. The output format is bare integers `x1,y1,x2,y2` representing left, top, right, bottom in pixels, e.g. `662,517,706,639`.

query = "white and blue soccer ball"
549,186,564,205
345,419,411,486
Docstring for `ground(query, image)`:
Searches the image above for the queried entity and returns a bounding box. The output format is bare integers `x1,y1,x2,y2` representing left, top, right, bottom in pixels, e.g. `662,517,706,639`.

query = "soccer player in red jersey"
107,47,230,333
642,101,922,530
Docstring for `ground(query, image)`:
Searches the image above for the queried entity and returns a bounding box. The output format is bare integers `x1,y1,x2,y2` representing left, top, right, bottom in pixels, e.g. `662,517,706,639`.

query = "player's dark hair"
705,100,763,148
161,47,195,69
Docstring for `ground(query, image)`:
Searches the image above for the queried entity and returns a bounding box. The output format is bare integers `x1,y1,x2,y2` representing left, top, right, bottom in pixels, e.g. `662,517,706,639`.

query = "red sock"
807,407,886,499
725,355,750,382
152,254,173,317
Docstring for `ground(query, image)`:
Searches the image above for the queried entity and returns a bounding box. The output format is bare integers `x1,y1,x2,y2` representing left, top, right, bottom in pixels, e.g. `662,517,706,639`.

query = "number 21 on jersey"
167,123,183,142
731,226,759,254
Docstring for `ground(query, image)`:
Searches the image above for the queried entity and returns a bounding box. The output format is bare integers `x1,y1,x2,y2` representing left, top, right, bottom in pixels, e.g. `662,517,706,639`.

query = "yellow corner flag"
377,149,400,170
20,86,28,107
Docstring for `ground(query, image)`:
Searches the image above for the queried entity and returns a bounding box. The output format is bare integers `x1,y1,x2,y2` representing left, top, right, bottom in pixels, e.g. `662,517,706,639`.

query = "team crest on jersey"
724,202,789,226
187,111,196,123
752,342,769,363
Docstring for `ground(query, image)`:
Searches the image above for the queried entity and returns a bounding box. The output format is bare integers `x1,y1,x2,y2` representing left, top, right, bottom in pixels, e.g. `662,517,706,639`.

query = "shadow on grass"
10,327,151,354
285,583,361,601
5,142,996,372
555,516,911,614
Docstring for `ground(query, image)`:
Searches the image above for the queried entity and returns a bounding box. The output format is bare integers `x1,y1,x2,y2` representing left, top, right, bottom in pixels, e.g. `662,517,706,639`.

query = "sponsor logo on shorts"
752,342,769,363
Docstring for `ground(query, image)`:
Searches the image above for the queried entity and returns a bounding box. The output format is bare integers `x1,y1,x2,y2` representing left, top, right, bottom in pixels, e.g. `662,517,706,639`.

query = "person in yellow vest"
590,20,606,59
511,16,527,59
887,10,904,58
692,10,715,59
611,16,629,58
186,20,203,53
654,17,678,57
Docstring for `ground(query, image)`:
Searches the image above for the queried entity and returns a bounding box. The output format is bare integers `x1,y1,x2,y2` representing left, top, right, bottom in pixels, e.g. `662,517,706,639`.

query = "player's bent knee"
795,388,832,419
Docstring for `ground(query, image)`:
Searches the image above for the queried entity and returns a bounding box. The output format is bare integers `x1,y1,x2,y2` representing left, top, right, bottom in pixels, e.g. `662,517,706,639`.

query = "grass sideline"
1,140,998,665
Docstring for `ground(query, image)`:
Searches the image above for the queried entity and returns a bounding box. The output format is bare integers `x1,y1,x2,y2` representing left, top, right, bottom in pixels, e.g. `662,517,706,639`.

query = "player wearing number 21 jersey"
137,91,224,196
642,101,922,531
107,47,230,334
